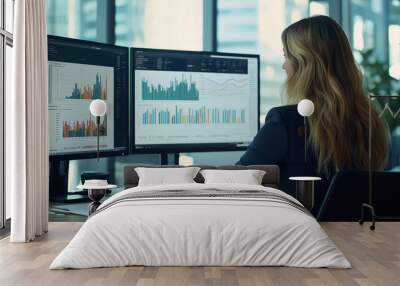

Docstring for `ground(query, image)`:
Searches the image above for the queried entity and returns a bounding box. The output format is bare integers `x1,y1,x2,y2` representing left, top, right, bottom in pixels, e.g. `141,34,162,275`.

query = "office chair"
317,170,400,227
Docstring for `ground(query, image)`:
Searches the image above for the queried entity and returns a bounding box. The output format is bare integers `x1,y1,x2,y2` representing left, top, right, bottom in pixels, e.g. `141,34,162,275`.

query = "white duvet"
50,183,351,269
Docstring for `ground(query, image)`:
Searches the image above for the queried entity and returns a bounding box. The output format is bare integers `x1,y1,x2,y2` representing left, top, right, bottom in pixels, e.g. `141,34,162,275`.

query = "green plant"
359,49,395,95
359,49,400,131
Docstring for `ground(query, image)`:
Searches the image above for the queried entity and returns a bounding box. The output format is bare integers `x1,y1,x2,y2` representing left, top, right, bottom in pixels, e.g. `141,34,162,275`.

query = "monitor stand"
160,152,179,165
49,159,90,203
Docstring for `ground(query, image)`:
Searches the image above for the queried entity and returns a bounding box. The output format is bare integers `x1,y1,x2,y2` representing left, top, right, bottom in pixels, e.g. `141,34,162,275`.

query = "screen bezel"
48,35,129,161
130,47,260,153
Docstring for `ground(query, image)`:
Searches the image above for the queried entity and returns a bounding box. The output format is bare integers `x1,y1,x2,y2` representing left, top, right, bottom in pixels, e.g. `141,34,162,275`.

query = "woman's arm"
237,108,288,165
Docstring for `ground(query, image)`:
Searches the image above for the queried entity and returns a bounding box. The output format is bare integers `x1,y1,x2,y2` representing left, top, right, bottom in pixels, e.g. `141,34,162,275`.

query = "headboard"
123,164,280,189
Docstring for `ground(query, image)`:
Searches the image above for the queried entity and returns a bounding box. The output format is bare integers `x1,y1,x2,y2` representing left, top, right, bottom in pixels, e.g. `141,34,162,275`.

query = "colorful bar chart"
63,115,107,137
142,75,199,101
66,73,108,100
141,106,245,125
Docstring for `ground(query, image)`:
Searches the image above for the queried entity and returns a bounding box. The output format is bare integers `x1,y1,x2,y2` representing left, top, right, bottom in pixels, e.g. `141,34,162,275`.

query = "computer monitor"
131,48,260,151
48,36,129,159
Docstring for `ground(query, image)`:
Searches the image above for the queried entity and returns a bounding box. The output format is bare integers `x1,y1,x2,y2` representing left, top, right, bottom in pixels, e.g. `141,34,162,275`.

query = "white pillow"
135,167,201,186
200,169,266,185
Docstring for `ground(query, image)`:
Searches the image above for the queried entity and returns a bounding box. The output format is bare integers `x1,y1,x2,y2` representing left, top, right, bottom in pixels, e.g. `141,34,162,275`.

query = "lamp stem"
96,116,100,163
304,116,307,163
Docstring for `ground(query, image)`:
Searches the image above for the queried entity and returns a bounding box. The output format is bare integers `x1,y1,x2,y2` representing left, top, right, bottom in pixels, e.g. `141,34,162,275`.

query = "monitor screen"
132,48,259,150
48,36,129,158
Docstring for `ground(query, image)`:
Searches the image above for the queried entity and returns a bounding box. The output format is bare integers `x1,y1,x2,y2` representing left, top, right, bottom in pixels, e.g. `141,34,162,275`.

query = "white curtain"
7,0,49,242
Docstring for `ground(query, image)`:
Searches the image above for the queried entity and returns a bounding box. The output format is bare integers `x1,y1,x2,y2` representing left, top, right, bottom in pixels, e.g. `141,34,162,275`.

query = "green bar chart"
141,75,200,101
142,106,245,125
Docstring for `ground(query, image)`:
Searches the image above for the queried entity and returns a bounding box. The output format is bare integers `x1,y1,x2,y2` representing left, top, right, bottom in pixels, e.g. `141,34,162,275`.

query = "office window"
5,44,11,220
349,0,386,62
115,0,144,47
217,0,309,122
115,0,203,50
348,0,394,95
1,0,14,228
309,0,329,16
47,0,106,42
389,0,400,80
0,6,2,229
5,0,13,32
353,15,375,51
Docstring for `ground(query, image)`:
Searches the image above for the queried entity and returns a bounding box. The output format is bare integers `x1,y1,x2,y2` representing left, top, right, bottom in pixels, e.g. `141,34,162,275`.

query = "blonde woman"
237,15,388,214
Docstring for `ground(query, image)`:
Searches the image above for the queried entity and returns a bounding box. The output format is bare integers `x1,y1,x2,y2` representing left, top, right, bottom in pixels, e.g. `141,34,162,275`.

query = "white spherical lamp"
297,99,314,117
89,99,107,162
90,99,107,117
297,99,314,163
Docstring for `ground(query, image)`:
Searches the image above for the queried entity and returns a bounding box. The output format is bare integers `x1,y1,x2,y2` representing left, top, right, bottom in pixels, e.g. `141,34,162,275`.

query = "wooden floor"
0,222,399,286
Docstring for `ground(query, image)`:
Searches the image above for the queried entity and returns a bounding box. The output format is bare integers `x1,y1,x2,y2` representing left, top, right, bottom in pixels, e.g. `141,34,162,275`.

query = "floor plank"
0,222,399,286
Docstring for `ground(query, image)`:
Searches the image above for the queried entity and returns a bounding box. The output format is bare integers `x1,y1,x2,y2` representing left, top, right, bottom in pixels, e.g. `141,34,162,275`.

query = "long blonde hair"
281,15,388,172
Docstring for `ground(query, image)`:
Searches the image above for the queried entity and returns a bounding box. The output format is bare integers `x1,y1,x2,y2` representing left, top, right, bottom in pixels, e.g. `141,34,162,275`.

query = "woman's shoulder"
266,104,301,123
268,104,298,116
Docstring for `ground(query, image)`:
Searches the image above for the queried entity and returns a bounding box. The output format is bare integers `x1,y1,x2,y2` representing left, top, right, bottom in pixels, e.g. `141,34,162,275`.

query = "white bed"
50,183,350,269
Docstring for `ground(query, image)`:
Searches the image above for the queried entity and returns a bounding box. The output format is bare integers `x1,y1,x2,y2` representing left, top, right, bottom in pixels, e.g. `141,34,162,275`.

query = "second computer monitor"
48,36,129,159
132,48,260,151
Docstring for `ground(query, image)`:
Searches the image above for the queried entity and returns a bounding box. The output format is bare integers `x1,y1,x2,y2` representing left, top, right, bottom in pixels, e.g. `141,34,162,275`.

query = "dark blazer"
237,105,333,215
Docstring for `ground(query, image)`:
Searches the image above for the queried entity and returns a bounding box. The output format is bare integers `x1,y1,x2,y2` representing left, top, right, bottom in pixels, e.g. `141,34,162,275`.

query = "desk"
289,176,321,210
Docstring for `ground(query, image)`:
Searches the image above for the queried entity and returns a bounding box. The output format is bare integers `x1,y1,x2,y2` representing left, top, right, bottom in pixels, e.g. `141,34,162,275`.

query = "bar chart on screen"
141,106,245,125
141,75,199,101
132,49,259,147
66,74,108,100
63,114,107,138
48,36,129,157
48,61,115,154
49,109,114,154
49,61,113,103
